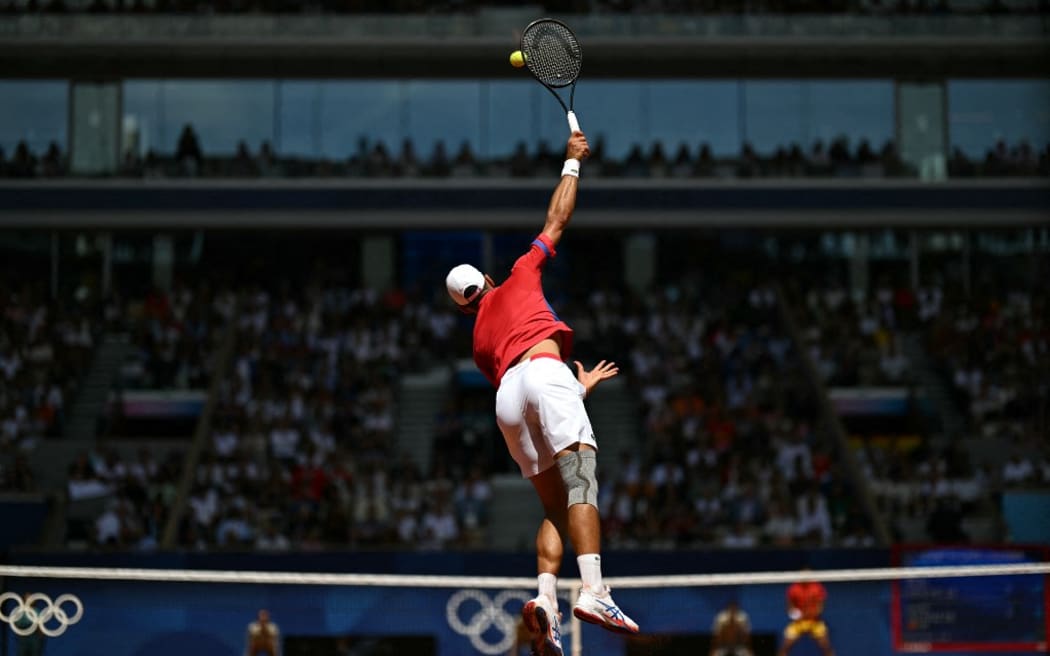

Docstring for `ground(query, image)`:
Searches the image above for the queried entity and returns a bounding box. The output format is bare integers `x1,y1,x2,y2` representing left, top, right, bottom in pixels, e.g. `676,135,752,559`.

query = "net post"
570,584,582,656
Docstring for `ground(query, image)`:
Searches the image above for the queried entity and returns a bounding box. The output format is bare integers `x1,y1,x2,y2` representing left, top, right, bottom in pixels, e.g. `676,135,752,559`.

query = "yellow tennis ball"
509,50,526,68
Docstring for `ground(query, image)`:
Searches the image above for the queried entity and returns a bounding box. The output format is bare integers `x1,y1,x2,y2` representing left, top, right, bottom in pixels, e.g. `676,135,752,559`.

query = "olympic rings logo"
446,589,570,655
0,592,84,638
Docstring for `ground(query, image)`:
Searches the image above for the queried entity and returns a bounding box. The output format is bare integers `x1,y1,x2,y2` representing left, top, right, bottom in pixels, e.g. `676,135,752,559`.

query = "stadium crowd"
4,133,1049,180
0,271,100,492
56,278,235,547
795,264,1049,544
558,275,877,548
927,285,1046,442
2,0,1045,15
925,279,1049,507
65,446,185,548
797,278,915,389
116,281,235,391
60,259,1050,550
60,265,882,551
3,238,1038,552
169,278,494,552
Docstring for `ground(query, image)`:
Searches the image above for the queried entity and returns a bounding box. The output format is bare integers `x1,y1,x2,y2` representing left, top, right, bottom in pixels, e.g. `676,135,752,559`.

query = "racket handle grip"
567,111,580,133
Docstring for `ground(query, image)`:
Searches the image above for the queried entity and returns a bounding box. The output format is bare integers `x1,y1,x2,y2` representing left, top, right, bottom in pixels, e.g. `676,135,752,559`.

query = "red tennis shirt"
787,581,827,620
472,234,574,387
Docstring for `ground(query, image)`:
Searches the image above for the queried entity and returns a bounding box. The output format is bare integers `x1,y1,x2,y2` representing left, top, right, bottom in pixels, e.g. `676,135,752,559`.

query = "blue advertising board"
893,546,1049,653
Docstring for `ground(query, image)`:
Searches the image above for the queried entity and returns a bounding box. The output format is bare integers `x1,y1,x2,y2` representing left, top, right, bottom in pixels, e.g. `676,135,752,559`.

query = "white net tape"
1,562,1048,588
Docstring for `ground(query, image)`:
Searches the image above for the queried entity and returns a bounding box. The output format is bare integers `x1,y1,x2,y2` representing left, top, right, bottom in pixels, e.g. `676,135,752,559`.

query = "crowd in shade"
172,278,492,552
3,130,1050,180
55,279,234,548
0,141,65,178
794,264,1050,544
929,286,1047,439
926,282,1050,494
557,274,876,548
798,278,915,389
116,282,235,391
2,0,1045,14
0,273,101,492
2,238,1038,551
65,446,185,549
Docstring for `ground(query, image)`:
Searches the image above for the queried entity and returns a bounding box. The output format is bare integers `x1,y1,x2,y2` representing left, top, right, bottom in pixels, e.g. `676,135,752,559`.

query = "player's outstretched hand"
567,131,590,161
575,359,618,399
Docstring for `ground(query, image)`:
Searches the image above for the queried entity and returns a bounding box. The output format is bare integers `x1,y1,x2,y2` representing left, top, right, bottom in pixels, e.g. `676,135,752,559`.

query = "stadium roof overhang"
0,15,1047,79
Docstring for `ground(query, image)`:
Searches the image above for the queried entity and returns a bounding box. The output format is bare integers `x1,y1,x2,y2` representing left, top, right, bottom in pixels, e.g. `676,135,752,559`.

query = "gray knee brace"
557,450,599,508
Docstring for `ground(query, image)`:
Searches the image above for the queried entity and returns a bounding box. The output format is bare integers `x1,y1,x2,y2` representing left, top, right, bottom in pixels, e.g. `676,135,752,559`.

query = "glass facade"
948,79,1050,157
0,80,68,155
1,78,1047,166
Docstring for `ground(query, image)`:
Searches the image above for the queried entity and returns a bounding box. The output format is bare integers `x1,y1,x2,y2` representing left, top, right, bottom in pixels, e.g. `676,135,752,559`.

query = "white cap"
445,264,486,306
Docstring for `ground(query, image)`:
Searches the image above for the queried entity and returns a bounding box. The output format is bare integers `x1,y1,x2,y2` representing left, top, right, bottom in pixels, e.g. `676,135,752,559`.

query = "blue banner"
3,577,892,656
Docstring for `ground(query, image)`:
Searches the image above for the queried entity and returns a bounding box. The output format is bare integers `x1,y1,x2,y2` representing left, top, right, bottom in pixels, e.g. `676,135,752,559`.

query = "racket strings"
522,22,581,89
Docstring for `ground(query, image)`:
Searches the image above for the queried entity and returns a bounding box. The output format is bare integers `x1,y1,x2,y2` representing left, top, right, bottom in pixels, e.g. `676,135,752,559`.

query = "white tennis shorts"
495,355,598,478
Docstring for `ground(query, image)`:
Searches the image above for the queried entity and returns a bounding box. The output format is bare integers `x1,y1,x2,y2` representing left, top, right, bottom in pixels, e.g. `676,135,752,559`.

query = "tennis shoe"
573,585,639,635
522,595,563,656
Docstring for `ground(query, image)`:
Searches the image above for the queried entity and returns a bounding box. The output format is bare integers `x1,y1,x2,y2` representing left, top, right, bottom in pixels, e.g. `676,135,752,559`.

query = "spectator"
1002,452,1035,486
710,599,753,656
763,500,798,546
244,609,281,656
427,141,450,177
9,141,36,177
39,141,65,177
176,123,203,177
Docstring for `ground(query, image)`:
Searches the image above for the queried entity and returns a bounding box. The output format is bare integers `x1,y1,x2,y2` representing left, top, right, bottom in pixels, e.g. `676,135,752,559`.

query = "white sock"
538,572,557,605
577,553,603,592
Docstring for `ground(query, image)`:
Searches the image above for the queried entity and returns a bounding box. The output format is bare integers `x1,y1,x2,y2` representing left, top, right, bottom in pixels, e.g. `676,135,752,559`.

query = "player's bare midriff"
517,336,563,365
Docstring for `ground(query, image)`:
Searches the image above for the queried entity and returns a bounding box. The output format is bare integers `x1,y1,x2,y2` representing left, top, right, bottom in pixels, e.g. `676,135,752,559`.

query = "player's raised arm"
541,131,590,248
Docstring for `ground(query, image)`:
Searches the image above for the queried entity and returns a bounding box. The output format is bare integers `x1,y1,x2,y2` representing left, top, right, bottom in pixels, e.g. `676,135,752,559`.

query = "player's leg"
499,365,564,656
529,465,568,582
524,465,567,656
525,358,639,634
812,621,834,656
559,442,601,555
778,622,800,656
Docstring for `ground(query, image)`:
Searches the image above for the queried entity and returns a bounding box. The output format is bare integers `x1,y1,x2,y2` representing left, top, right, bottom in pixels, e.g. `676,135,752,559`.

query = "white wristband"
561,158,580,178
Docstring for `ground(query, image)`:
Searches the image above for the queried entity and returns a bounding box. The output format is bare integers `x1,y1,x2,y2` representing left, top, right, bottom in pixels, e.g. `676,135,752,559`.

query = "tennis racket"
520,18,583,133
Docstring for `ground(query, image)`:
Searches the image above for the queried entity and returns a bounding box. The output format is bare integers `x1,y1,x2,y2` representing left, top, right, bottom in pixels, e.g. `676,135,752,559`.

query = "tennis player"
778,572,834,656
445,130,638,656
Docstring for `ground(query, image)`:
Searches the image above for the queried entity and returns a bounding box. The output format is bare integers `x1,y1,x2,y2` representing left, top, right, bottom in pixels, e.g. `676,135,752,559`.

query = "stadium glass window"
405,80,482,159
743,80,894,157
743,81,806,155
0,81,68,154
106,78,901,166
806,81,894,151
948,79,1050,158
313,81,404,160
483,81,536,159
647,81,741,158
124,80,275,155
